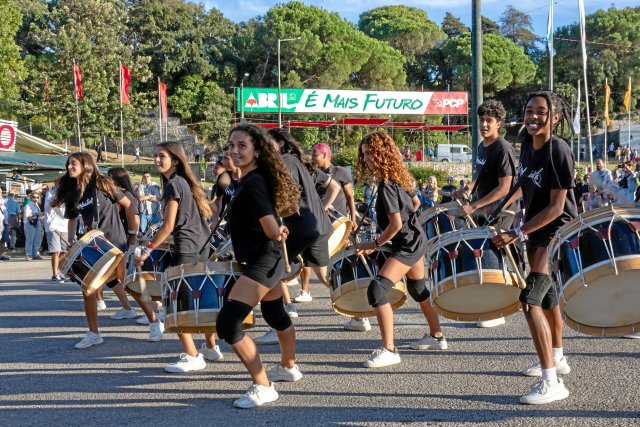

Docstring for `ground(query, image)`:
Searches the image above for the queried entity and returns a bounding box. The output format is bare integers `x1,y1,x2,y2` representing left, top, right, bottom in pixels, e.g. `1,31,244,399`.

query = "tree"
499,5,540,57
241,1,406,90
482,16,500,34
441,12,468,38
0,0,27,118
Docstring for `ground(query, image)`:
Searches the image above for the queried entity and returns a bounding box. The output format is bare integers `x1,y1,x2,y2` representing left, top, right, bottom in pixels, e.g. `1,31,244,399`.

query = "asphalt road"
0,258,638,426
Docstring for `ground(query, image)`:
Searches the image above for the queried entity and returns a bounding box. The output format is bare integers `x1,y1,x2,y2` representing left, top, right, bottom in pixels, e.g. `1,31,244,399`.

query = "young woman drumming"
134,141,223,373
355,131,448,368
214,124,301,409
53,153,152,349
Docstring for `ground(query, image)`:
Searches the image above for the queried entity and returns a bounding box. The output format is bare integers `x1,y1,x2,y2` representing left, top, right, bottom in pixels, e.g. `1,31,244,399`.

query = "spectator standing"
609,142,615,159
0,188,9,261
135,146,141,163
137,172,162,233
45,186,68,282
440,176,457,203
23,192,44,260
421,176,439,208
5,191,20,250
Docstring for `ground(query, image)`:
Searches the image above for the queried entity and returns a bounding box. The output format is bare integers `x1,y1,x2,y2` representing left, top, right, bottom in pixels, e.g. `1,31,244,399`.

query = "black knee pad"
261,297,292,331
367,275,394,307
406,277,430,302
216,300,253,345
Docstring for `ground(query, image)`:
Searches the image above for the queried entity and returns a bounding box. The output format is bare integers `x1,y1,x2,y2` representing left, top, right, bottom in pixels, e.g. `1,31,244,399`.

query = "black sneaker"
0,255,10,261
52,274,65,283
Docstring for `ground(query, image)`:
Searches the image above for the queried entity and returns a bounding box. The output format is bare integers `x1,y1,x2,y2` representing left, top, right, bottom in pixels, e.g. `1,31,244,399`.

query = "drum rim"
418,202,460,225
82,249,123,295
328,217,353,258
426,227,497,258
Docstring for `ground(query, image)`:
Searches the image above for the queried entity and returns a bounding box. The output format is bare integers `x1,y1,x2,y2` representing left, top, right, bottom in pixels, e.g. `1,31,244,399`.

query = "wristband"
514,227,528,242
128,229,138,235
374,238,382,248
141,246,151,256
148,242,156,250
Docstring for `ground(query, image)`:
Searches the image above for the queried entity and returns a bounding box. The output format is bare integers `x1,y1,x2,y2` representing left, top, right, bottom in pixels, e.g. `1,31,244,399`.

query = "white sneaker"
96,300,107,310
476,317,506,328
267,364,303,382
111,308,137,320
286,304,298,318
364,347,401,368
233,383,279,409
136,312,164,324
148,321,164,342
164,353,206,373
344,318,371,332
623,332,640,339
74,331,104,349
200,343,223,361
254,329,279,345
409,333,448,350
522,357,571,377
520,378,569,405
292,291,312,303
286,277,300,287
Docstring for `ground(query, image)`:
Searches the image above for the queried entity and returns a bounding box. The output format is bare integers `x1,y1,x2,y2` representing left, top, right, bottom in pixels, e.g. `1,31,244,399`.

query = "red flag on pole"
73,64,83,101
120,64,131,105
159,80,167,123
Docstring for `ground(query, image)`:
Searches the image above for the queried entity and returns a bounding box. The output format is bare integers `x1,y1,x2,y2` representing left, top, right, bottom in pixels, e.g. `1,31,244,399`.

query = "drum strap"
92,184,100,230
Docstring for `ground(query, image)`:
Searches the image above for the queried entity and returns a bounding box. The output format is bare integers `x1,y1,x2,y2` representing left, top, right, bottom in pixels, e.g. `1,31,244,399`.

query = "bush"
409,166,449,186
332,145,359,168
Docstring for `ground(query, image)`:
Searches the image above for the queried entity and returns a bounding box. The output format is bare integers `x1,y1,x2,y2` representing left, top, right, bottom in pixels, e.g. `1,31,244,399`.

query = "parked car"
435,144,472,163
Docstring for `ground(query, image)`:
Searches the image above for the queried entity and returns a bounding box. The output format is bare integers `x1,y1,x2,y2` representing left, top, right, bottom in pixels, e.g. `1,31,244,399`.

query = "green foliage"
481,16,500,35
499,5,540,57
332,144,359,168
408,166,448,185
0,0,27,118
441,12,468,38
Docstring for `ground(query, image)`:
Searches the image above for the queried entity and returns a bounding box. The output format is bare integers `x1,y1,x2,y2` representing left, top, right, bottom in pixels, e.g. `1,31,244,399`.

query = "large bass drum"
549,205,640,337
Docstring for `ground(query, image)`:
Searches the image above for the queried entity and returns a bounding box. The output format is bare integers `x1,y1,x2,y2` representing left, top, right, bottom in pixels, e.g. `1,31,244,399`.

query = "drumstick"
281,239,292,273
349,234,375,278
495,228,527,290
455,199,478,228
54,230,72,248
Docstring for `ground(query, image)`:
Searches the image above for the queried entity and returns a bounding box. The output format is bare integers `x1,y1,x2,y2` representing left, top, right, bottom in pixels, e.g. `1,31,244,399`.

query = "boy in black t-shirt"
493,92,577,405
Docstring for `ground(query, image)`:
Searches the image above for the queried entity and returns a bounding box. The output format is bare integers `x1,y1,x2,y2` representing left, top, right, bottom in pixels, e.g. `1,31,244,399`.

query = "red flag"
159,80,167,123
73,64,83,101
120,64,131,105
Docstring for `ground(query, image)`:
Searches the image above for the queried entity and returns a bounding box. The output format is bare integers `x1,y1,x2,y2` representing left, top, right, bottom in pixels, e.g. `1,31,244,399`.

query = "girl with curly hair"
135,141,220,374
355,131,447,368
214,124,301,409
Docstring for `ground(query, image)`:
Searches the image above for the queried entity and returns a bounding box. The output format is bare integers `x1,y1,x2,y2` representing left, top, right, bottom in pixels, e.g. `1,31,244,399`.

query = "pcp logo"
426,92,468,114
434,98,465,108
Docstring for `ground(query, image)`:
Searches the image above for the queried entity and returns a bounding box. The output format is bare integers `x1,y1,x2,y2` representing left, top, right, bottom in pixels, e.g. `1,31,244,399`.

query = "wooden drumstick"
54,230,72,248
496,228,527,290
456,199,479,228
281,239,292,273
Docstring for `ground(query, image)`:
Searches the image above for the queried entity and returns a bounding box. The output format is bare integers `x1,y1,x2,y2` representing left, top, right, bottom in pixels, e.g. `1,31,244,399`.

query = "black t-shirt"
518,136,578,240
440,185,457,203
228,168,280,263
376,180,426,254
282,154,331,238
317,165,351,216
162,174,209,254
313,168,331,195
475,137,517,201
118,190,139,232
214,171,238,220
65,182,127,250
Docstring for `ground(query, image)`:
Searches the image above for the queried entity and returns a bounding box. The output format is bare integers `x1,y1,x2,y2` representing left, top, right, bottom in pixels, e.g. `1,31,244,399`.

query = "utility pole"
471,0,483,179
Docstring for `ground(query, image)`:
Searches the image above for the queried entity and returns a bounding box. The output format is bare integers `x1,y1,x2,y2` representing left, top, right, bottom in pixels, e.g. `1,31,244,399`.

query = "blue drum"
125,246,173,301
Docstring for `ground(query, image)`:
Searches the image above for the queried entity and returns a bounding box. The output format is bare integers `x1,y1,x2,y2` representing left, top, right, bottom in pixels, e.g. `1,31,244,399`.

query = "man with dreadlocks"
493,92,578,405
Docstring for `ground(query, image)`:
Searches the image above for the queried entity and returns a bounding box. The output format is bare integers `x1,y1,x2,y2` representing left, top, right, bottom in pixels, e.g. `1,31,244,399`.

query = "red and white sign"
0,120,17,152
424,92,468,115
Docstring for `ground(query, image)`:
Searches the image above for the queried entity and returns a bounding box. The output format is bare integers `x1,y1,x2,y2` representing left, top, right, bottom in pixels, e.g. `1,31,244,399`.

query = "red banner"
159,81,167,123
121,64,131,105
73,64,83,101
423,92,467,115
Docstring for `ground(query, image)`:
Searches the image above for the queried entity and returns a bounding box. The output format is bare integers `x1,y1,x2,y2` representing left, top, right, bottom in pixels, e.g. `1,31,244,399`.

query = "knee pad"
367,275,394,307
406,277,430,302
261,297,292,331
216,300,253,345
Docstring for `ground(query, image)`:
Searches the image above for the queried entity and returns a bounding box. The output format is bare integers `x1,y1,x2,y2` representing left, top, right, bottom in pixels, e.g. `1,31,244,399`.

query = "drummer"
312,143,369,332
52,153,158,349
211,145,239,222
134,142,222,373
456,99,518,328
355,131,447,368
215,124,302,408
493,91,578,405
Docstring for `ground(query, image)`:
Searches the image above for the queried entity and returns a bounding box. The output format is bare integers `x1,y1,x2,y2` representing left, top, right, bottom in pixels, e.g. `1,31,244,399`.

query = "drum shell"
549,206,640,336
329,248,407,317
327,207,353,257
162,261,253,333
419,202,467,241
62,230,123,295
125,247,174,301
427,228,522,321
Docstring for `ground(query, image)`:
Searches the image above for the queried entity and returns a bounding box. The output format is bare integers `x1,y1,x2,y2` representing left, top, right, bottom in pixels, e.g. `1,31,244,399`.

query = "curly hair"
356,131,415,193
229,124,301,217
477,99,506,121
52,152,120,208
156,141,212,219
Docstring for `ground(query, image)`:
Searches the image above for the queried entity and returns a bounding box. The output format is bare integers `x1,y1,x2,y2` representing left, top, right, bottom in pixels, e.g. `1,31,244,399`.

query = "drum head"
332,281,406,318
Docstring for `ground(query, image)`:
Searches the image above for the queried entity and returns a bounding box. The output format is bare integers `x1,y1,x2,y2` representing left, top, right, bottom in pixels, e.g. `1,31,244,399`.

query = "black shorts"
243,250,285,289
285,232,330,268
390,237,428,268
526,233,554,248
170,250,209,267
519,274,559,309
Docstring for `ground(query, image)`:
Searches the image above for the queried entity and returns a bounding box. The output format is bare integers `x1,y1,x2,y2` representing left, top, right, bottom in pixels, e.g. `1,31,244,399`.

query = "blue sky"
204,0,637,38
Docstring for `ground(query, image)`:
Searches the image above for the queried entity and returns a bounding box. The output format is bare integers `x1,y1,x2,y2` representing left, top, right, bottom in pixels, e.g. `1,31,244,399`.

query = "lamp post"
240,72,250,123
277,37,301,127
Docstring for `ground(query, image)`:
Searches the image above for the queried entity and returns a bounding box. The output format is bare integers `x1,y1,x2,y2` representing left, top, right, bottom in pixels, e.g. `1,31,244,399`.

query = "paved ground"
0,258,638,426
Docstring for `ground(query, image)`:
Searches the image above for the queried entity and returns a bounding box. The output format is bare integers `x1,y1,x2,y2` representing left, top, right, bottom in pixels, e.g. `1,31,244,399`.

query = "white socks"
541,368,558,383
552,347,564,361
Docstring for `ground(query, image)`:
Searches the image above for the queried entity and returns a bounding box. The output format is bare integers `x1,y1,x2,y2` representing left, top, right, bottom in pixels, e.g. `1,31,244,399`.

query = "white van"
435,144,472,163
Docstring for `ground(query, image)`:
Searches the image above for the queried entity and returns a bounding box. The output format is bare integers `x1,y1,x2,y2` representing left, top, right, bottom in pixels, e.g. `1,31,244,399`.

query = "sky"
204,0,638,38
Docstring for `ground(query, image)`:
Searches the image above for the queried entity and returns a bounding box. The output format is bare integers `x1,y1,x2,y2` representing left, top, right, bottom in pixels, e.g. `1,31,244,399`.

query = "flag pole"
119,62,125,167
578,0,593,171
73,60,82,152
548,0,554,91
158,77,163,143
629,78,632,153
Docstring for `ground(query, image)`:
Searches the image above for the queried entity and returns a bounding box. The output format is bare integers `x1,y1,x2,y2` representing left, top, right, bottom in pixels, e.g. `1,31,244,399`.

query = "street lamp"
277,36,301,127
240,72,250,123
